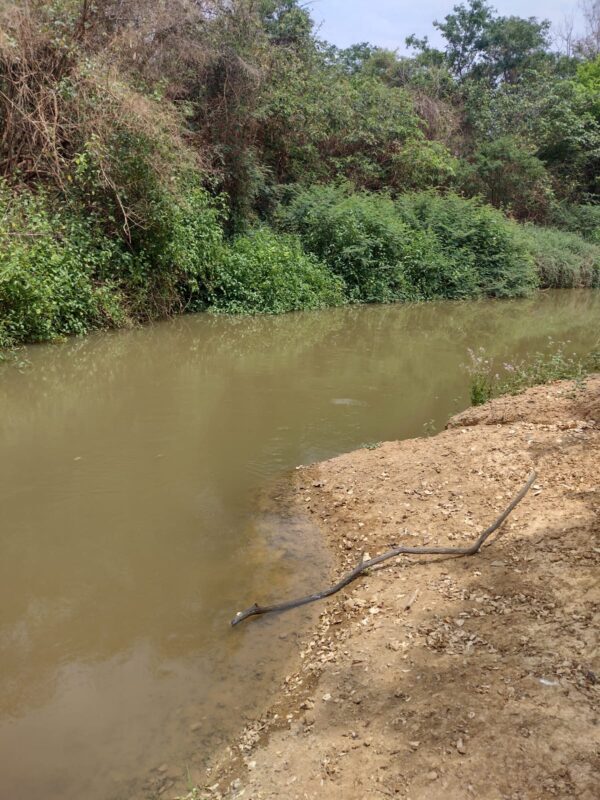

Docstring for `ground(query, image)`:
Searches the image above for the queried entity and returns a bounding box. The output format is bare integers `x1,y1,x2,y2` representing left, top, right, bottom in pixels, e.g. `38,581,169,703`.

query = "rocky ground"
196,377,599,800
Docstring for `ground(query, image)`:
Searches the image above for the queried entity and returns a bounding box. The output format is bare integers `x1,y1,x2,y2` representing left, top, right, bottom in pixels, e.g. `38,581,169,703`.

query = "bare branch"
231,471,537,627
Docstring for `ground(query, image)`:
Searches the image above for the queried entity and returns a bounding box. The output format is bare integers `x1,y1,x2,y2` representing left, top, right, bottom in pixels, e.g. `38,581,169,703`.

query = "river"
0,290,598,799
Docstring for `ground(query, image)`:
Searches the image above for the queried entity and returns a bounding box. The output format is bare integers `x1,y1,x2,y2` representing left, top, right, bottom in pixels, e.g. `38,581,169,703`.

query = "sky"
310,1,584,52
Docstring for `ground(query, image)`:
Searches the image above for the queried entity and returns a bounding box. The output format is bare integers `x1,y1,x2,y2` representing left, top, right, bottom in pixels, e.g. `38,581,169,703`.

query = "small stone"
456,738,467,755
322,693,332,702
409,741,420,749
427,771,439,781
157,764,168,773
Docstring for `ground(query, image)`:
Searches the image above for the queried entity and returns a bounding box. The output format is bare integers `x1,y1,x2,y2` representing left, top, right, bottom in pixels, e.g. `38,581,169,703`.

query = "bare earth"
204,377,599,800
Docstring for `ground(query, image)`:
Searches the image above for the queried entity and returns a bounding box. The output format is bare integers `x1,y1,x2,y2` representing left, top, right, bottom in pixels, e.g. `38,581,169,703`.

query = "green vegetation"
1,0,600,347
467,341,600,405
281,186,536,301
206,229,345,314
523,225,600,288
396,192,537,297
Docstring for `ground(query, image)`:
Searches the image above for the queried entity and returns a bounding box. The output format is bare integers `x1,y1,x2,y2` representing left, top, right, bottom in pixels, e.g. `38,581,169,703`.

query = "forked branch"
231,471,537,627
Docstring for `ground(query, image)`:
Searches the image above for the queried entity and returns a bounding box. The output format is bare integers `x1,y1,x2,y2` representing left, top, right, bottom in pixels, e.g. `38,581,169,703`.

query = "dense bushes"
280,186,537,303
1,2,600,349
205,229,345,314
278,186,419,302
548,203,600,243
4,177,599,349
396,192,538,297
0,181,225,346
523,225,600,288
0,189,126,348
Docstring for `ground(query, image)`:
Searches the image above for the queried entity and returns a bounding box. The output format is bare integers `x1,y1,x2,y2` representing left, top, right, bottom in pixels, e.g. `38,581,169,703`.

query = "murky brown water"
1,290,599,800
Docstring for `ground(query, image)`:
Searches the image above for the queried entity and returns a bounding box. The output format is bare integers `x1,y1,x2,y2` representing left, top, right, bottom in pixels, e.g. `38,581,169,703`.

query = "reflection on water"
0,290,598,799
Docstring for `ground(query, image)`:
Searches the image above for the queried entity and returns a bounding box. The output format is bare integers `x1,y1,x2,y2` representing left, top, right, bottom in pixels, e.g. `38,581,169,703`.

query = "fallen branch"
231,471,537,627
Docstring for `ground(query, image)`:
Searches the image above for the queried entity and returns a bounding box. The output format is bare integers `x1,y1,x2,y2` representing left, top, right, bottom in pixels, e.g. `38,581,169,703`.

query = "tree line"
1,0,599,347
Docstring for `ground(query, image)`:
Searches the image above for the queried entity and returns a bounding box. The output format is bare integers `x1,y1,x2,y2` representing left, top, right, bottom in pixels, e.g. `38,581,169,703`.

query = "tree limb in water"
231,471,537,627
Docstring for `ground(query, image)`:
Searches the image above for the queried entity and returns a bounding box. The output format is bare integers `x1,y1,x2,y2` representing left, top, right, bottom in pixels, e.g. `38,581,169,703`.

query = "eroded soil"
202,377,600,800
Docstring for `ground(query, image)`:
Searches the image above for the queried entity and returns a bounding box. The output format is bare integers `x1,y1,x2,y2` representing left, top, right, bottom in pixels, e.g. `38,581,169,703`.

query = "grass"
466,341,600,406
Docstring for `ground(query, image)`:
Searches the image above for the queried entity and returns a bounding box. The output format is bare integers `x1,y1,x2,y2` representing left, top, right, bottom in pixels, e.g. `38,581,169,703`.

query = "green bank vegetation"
467,341,600,405
1,0,600,348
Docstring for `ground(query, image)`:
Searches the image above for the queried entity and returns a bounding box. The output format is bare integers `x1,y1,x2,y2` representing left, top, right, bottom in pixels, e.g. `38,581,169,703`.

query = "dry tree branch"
231,471,537,627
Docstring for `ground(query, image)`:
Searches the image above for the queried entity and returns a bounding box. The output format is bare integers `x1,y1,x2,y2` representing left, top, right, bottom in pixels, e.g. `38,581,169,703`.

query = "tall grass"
522,225,600,288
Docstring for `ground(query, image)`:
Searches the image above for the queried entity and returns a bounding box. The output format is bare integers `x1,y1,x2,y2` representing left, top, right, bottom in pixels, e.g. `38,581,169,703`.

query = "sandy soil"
202,377,599,800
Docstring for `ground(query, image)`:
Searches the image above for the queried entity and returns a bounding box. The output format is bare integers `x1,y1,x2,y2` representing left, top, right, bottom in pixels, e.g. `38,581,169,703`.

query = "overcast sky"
310,1,584,52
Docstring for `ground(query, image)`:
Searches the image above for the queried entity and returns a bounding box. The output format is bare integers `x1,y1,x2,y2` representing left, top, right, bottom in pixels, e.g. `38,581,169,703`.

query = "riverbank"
200,375,599,800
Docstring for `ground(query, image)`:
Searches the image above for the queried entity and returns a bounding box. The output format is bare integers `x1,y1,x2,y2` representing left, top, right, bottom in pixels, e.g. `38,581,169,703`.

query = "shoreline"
195,376,599,800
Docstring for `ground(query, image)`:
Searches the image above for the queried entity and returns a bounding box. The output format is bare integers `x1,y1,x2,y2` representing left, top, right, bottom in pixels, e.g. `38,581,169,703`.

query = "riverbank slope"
206,376,599,800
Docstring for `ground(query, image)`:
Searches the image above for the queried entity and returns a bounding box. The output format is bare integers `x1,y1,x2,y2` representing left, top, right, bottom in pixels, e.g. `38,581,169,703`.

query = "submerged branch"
231,471,537,627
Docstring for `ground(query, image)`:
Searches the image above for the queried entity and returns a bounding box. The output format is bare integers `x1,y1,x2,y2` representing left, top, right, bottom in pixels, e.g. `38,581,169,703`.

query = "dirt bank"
203,377,599,800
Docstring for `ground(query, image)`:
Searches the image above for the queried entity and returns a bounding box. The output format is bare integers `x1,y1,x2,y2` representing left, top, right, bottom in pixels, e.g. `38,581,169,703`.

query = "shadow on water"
0,290,598,799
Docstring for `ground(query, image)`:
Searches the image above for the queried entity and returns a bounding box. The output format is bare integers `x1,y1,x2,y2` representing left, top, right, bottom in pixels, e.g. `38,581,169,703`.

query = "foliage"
205,229,345,314
1,0,600,348
466,341,600,405
413,0,551,83
396,192,537,297
548,202,600,242
521,225,600,288
0,186,127,347
576,55,600,119
458,136,554,220
0,178,226,345
277,186,418,303
280,186,537,302
462,70,600,207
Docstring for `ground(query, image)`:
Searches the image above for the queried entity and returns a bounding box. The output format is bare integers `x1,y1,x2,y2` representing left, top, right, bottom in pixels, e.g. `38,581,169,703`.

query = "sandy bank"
204,377,599,800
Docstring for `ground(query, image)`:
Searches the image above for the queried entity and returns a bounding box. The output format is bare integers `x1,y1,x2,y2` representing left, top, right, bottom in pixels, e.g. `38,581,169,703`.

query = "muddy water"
0,290,598,799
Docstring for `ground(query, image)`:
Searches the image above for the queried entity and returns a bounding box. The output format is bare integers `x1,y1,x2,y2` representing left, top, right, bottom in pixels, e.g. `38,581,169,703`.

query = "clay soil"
204,377,599,800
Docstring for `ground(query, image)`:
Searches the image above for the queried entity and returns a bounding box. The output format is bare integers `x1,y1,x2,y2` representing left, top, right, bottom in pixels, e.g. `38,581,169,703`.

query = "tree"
420,1,550,84
482,15,551,83
433,0,493,78
577,0,600,58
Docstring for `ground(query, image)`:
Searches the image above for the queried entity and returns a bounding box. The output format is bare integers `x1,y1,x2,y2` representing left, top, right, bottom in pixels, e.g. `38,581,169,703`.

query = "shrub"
458,136,554,221
278,185,479,302
278,185,414,302
116,179,226,317
396,192,537,297
0,179,227,346
548,203,600,243
205,229,345,314
521,225,600,288
0,188,128,347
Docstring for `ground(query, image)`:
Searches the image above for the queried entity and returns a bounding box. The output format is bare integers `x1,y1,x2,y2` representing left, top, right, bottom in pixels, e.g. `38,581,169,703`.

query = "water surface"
1,290,599,799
